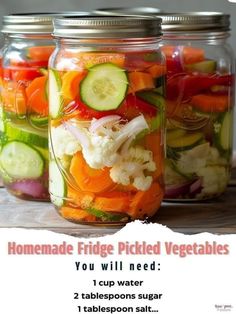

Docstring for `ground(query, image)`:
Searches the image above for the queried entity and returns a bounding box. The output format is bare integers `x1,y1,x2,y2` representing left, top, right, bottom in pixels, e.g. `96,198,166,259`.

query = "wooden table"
0,169,236,236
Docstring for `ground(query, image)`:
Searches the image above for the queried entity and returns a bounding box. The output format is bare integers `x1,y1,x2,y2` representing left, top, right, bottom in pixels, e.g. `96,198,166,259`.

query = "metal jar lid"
158,12,230,32
93,7,162,16
53,16,162,39
2,12,90,34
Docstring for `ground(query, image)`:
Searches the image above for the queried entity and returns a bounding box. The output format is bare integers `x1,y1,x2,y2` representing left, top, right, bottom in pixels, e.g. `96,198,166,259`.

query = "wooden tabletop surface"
0,169,235,236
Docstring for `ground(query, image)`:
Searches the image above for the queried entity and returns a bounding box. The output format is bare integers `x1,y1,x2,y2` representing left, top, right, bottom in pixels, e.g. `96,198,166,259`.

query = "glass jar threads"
159,12,235,200
49,16,166,223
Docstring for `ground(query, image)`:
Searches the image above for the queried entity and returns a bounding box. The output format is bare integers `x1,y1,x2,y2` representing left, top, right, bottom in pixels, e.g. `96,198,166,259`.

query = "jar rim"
2,12,90,34
53,16,162,39
93,6,162,16
153,12,230,32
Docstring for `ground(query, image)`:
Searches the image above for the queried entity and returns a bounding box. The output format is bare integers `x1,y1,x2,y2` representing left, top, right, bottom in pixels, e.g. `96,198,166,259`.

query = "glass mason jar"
158,13,235,200
0,47,4,145
49,16,165,224
0,14,57,200
0,13,88,200
0,46,5,186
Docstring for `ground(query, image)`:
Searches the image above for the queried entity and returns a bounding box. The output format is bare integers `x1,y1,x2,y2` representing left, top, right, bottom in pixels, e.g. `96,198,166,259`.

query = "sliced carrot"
26,76,48,115
145,131,162,156
161,46,205,65
60,206,96,222
190,94,229,113
93,191,130,213
70,152,115,193
67,185,94,208
2,84,26,115
147,64,167,78
145,131,164,179
128,182,164,219
116,184,138,193
183,47,205,64
27,46,55,61
61,71,87,100
128,71,155,93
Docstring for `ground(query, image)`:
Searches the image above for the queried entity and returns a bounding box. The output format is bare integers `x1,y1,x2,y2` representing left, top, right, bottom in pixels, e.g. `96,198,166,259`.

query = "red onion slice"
63,121,90,149
189,178,202,196
89,115,121,133
165,181,192,198
10,180,47,198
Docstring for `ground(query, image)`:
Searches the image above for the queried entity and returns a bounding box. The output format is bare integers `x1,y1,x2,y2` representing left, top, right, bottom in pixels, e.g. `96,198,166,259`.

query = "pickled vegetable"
49,49,165,223
163,45,234,200
1,45,52,200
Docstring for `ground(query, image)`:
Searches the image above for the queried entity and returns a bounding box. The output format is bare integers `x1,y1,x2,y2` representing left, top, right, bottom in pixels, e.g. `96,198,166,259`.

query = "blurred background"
0,0,235,147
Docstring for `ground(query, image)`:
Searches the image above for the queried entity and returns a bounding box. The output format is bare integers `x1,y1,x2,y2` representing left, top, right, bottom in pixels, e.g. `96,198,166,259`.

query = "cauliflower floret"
196,166,229,197
82,135,119,169
50,125,81,158
176,143,228,175
110,146,156,191
133,176,153,191
206,147,227,166
177,143,210,174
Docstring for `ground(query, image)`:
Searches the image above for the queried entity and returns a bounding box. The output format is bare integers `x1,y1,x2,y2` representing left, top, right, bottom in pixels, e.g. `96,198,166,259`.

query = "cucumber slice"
6,122,48,148
81,62,128,111
214,111,233,151
35,146,49,161
29,115,48,127
167,129,187,142
0,141,44,179
49,69,63,119
167,132,204,151
137,91,165,110
49,160,66,207
86,207,129,222
185,60,216,74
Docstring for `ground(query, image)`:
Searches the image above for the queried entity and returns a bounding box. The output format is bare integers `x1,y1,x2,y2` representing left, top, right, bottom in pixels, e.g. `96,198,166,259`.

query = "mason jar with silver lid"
158,12,235,201
0,12,88,201
48,16,166,224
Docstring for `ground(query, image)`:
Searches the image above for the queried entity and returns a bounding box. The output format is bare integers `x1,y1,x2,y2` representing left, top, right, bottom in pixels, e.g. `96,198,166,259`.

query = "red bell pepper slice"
64,93,157,121
124,94,157,117
64,100,116,120
11,68,42,81
167,73,234,101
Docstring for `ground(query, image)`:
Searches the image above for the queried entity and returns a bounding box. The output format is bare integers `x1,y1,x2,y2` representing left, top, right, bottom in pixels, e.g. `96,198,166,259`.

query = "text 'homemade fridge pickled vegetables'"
49,48,166,223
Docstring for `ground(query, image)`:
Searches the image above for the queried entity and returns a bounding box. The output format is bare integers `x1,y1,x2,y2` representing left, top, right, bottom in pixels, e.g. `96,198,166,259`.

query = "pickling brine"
49,16,165,223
